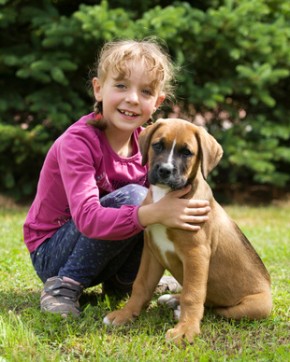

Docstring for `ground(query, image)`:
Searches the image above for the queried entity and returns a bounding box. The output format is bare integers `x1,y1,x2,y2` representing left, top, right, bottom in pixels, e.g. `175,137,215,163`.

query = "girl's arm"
57,128,144,241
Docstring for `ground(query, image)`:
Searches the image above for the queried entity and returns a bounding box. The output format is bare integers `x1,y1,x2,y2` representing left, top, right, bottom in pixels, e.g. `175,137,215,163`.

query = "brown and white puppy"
103,118,272,345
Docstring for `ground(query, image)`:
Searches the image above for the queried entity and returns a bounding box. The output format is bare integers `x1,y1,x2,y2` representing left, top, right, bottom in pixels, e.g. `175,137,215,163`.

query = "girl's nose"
125,89,139,104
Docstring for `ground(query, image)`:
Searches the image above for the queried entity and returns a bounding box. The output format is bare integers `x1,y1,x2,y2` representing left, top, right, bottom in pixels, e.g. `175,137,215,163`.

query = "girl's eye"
142,89,153,96
115,83,126,89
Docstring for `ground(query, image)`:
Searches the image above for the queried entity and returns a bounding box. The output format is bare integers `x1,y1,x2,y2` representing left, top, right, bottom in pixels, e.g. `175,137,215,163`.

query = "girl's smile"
118,109,140,117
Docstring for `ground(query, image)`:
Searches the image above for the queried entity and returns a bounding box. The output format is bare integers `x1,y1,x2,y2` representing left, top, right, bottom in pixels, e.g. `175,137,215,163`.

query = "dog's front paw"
103,309,136,326
165,322,200,345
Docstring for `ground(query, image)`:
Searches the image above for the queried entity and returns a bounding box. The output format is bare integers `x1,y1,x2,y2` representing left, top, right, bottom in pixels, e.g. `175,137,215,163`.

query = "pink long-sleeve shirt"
23,113,148,253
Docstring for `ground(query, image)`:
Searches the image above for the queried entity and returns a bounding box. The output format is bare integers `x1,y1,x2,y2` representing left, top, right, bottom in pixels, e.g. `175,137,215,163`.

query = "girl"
23,39,210,317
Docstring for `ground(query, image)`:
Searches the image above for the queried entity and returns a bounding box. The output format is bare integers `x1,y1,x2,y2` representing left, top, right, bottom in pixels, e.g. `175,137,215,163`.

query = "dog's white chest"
148,186,175,265
148,224,175,265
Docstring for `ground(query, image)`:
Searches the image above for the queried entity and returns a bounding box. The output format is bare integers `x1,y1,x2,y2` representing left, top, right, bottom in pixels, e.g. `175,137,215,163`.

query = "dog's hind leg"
158,294,181,320
158,294,181,308
214,291,272,320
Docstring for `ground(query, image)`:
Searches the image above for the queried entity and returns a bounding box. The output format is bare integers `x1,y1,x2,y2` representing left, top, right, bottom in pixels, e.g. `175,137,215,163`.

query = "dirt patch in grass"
0,194,29,210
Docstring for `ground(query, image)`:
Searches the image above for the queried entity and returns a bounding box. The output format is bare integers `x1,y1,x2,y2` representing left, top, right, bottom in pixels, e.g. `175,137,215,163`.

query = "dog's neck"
190,170,213,201
151,170,212,203
151,185,171,202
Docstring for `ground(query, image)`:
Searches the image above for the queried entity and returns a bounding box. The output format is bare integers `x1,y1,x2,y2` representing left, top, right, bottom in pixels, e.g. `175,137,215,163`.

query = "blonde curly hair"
96,39,175,98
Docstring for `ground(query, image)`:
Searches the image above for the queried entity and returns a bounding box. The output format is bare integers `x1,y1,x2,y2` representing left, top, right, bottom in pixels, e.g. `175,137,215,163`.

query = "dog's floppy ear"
196,126,223,179
139,120,163,166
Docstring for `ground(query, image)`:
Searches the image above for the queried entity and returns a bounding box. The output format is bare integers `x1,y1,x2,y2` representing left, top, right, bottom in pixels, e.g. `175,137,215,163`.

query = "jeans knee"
101,184,148,208
124,184,148,205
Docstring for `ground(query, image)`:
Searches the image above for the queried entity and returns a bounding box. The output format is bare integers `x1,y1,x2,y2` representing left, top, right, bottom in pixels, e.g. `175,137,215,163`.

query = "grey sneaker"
155,275,182,294
40,276,83,317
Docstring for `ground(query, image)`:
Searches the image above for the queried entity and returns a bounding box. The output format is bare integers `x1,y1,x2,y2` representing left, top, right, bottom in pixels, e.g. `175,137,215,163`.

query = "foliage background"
0,0,289,199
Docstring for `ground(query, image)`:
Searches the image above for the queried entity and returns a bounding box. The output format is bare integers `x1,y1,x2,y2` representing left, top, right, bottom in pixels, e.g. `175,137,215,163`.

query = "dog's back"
203,199,271,307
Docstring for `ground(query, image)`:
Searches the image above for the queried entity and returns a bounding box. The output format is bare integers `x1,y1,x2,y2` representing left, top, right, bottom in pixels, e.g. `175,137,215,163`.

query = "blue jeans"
30,184,148,288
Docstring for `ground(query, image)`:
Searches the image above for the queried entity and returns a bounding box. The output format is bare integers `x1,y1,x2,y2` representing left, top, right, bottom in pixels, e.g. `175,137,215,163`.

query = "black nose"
158,164,173,179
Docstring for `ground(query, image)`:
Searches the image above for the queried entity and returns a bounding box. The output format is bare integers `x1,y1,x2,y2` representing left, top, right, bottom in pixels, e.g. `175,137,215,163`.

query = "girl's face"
93,62,165,136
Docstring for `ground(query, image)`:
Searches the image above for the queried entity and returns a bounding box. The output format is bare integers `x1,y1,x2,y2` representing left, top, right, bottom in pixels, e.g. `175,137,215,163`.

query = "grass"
0,197,289,361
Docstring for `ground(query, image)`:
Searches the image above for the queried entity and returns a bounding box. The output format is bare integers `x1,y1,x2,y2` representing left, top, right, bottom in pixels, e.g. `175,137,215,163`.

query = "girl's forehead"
109,62,160,86
112,59,149,75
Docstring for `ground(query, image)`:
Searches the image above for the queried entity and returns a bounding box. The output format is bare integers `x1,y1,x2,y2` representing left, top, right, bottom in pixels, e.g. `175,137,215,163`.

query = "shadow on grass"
0,286,132,327
1,288,282,347
0,289,40,314
0,288,108,314
0,287,263,326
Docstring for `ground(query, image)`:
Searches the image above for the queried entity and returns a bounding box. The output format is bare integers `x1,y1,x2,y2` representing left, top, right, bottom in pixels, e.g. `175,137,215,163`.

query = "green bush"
0,0,289,199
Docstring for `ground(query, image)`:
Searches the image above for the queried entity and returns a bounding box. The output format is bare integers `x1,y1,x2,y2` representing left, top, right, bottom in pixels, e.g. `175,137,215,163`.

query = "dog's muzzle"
149,163,187,190
157,163,175,180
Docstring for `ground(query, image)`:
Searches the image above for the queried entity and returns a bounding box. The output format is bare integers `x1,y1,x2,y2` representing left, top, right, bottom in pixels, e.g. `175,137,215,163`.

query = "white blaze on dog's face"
139,118,223,189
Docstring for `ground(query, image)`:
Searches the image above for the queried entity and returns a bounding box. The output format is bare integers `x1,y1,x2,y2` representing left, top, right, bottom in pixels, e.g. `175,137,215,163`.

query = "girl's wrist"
137,204,159,228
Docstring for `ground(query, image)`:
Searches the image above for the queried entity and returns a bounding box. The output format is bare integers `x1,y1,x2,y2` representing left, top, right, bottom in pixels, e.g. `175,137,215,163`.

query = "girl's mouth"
119,109,139,117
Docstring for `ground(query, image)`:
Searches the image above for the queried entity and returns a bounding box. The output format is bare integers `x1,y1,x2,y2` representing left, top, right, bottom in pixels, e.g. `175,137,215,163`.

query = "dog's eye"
152,142,164,153
180,148,193,157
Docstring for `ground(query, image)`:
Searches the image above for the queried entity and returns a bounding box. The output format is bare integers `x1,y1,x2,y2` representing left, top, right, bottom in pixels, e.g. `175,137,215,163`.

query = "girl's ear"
153,94,165,112
92,77,103,102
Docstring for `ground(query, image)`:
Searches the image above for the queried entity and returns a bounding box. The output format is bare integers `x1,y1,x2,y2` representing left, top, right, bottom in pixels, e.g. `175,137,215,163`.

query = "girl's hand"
138,185,211,232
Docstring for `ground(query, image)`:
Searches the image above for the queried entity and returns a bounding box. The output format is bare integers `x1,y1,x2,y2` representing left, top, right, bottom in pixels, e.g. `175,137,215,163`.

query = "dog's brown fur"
104,118,272,345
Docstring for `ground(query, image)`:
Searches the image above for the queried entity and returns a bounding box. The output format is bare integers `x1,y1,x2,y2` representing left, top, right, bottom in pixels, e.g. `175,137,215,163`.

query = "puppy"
103,118,272,345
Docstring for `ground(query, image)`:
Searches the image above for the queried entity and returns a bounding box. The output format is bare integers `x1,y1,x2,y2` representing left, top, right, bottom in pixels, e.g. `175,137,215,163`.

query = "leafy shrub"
0,0,289,199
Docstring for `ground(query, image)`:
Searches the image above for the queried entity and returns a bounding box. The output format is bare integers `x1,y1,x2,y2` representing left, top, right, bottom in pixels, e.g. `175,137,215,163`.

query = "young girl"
23,39,210,317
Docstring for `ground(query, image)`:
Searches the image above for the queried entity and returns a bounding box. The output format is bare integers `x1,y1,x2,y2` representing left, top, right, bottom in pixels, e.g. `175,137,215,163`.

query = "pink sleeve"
57,133,144,240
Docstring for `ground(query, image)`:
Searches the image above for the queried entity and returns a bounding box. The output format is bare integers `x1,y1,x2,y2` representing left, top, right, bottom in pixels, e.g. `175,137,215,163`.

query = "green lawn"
0,198,289,361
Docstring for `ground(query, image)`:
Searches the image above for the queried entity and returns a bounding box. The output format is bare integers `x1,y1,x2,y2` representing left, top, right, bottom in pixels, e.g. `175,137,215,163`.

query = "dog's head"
139,118,223,189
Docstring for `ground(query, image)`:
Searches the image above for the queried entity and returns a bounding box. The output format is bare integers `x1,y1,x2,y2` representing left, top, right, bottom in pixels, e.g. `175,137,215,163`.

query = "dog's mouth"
148,165,188,190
